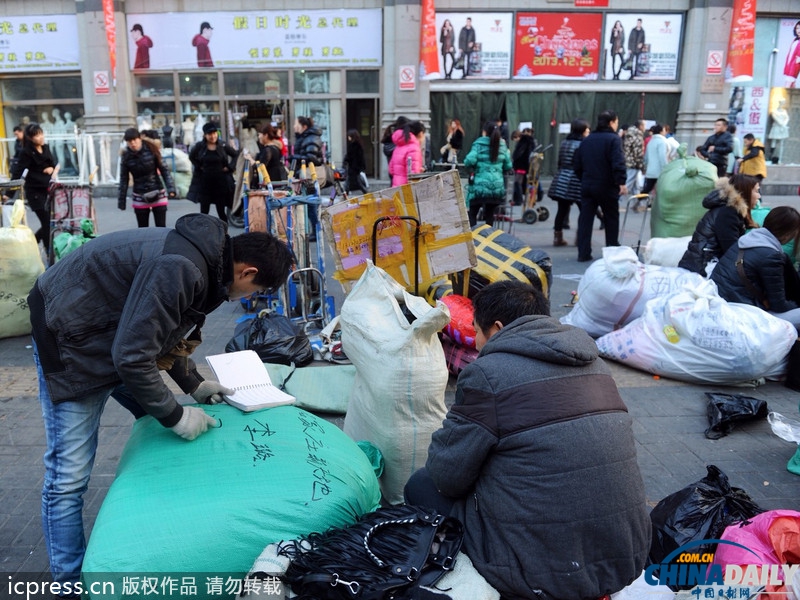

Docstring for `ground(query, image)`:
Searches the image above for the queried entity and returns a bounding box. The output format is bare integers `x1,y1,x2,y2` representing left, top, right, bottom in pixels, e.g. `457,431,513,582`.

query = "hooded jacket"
678,178,752,275
426,316,650,600
463,135,512,204
28,214,232,427
711,227,800,313
291,127,324,166
388,128,423,186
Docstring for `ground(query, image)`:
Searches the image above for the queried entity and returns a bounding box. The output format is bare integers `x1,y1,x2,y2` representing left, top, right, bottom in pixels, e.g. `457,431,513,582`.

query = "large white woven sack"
595,280,796,384
643,236,692,267
0,199,45,339
341,261,450,504
561,246,705,338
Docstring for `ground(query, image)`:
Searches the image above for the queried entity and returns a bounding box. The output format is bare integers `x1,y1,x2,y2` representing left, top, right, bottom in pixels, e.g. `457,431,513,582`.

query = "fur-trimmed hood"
703,177,750,220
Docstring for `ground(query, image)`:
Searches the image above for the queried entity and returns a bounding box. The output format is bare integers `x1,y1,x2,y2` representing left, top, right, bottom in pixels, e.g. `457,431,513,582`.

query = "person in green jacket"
464,121,512,227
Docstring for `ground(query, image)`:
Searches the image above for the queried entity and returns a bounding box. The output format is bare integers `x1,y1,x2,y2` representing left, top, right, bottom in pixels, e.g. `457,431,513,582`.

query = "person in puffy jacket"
118,128,177,228
711,206,800,330
388,120,425,187
678,174,760,276
548,118,590,246
738,133,767,181
463,121,512,227
405,280,651,600
290,116,324,167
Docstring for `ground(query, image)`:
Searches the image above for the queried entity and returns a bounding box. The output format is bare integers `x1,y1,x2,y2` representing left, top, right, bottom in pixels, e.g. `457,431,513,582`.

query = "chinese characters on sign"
0,15,79,71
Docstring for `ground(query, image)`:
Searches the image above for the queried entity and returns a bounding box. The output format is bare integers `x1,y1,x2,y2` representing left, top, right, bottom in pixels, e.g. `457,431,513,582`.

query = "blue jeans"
34,347,141,589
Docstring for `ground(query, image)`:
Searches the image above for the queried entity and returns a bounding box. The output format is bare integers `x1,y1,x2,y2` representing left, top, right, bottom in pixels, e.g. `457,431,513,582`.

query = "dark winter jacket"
700,130,734,170
511,133,535,172
573,127,626,193
463,136,512,205
28,214,232,427
118,142,176,206
711,227,800,313
426,316,650,600
187,139,239,204
254,141,287,184
291,127,324,166
11,144,57,210
547,138,583,204
678,179,752,275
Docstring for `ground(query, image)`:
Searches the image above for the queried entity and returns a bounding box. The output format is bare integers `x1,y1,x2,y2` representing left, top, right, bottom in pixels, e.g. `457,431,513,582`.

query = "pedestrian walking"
343,129,368,194
388,120,425,187
118,127,176,228
641,123,669,197
738,133,767,181
573,110,627,262
463,121,512,227
188,122,239,223
548,118,590,246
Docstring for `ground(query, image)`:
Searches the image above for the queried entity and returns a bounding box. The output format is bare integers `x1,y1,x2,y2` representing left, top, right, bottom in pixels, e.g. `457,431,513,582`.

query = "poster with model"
0,15,79,72
126,10,382,70
512,13,603,80
434,13,513,79
773,18,800,88
601,14,683,81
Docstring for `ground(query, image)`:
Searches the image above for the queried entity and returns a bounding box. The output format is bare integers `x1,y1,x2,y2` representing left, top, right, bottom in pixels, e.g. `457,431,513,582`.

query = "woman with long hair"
609,20,625,80
440,19,456,79
187,122,240,223
547,118,590,246
440,118,464,163
118,127,176,227
388,120,426,186
463,121,512,227
783,20,800,88
255,123,287,184
343,129,368,194
11,122,58,253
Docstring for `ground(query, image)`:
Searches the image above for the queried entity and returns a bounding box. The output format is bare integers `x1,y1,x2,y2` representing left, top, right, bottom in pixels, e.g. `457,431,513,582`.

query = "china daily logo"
646,539,800,589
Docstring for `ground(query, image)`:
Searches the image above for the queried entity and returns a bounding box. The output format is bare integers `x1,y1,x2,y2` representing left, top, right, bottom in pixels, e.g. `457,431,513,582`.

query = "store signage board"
0,15,80,72
126,9,382,70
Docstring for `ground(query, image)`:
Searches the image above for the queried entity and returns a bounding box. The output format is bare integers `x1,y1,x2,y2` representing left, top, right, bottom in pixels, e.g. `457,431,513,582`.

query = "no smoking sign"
94,70,110,95
399,65,416,91
706,50,723,75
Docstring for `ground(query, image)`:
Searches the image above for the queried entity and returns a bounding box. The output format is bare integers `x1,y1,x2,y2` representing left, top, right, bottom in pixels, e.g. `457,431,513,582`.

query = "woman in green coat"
464,121,512,227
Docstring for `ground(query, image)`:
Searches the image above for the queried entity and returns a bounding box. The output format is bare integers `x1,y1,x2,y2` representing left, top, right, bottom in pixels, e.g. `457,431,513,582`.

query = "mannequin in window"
768,99,790,164
40,111,54,134
50,109,68,171
61,112,77,174
181,116,195,147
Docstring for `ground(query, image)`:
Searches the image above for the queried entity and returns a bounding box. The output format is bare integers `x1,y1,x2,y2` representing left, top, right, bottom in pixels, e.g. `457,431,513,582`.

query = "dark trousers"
469,200,499,228
134,205,167,228
577,187,620,260
404,468,456,516
554,200,573,231
32,207,50,252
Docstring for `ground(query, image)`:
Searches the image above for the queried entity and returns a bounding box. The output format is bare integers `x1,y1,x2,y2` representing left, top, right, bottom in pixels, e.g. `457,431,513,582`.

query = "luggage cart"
48,182,97,265
620,193,651,257
520,144,552,225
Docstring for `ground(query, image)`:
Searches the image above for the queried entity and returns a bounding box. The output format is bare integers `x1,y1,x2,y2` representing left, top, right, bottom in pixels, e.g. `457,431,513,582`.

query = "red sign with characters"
513,12,602,79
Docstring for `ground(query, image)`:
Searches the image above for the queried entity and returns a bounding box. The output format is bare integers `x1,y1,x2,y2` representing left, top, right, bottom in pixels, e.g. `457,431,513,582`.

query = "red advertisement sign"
725,0,756,82
513,13,602,80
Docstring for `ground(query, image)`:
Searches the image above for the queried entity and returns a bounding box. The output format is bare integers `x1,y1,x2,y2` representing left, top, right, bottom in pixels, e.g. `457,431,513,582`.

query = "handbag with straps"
278,504,463,599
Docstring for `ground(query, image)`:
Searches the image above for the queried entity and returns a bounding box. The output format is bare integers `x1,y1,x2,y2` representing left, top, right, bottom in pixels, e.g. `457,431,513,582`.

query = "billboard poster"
773,18,800,88
433,13,513,79
0,15,80,72
126,9,382,70
513,13,603,80
728,85,768,144
601,14,683,81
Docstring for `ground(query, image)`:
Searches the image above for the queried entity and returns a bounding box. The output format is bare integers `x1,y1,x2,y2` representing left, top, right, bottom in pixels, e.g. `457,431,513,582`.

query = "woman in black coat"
11,123,58,253
254,123,287,185
547,118,590,246
343,129,368,194
188,122,239,223
118,128,176,228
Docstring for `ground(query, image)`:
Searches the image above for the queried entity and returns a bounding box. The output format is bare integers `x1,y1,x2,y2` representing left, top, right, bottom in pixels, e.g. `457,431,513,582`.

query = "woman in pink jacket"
388,120,426,186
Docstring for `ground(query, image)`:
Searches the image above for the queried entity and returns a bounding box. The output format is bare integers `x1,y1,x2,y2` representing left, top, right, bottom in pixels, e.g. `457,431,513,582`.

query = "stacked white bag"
595,279,797,385
561,246,706,338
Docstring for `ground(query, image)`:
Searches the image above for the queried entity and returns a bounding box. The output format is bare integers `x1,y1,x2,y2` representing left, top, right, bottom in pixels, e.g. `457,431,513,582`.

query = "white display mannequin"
768,99,790,164
40,111,54,134
181,117,195,147
193,113,206,144
51,108,68,171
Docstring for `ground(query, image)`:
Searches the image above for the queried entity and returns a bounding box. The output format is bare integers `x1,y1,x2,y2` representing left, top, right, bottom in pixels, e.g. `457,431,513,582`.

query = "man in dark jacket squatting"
28,214,293,598
405,280,651,600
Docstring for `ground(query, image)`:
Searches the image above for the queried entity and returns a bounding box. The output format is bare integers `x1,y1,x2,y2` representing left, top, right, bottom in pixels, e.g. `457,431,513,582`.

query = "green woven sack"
83,404,381,597
650,146,718,238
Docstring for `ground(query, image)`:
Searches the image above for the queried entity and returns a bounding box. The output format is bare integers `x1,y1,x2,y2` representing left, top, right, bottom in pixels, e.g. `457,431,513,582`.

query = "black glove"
118,197,126,211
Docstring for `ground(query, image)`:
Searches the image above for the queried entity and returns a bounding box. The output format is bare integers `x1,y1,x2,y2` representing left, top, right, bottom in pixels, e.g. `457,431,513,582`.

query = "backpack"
278,505,463,599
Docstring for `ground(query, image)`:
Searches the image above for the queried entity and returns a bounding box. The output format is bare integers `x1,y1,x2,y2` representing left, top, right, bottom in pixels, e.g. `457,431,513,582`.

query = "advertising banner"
419,0,439,79
433,13,513,79
725,0,756,82
102,0,117,85
601,14,683,81
730,86,767,141
513,13,602,80
773,18,800,88
126,10,382,70
0,15,80,72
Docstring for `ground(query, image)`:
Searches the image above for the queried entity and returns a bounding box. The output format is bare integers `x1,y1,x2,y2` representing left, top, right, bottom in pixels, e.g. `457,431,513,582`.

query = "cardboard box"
320,170,476,293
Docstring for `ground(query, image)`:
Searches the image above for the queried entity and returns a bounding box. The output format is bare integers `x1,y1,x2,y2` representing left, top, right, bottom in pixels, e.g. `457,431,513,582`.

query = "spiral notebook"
205,350,296,412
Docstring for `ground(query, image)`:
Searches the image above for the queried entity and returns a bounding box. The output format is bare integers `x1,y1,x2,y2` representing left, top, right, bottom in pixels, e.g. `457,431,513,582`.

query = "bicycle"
520,144,552,225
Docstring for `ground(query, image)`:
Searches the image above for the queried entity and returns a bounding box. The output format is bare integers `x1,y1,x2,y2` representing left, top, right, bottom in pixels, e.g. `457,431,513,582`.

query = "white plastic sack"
611,570,674,599
768,412,800,444
0,199,45,339
561,246,706,338
596,280,797,384
341,261,450,504
643,236,692,267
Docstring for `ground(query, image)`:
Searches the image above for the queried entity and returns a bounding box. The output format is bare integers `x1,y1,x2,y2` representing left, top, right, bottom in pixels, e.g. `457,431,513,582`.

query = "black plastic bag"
704,392,768,440
649,465,763,590
785,339,800,392
225,313,313,367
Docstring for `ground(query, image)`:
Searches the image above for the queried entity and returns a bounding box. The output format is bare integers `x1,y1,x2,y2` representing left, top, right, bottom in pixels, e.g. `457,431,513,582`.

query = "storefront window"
225,72,288,97
177,101,221,148
136,101,178,133
346,71,379,94
293,99,342,162
0,75,83,102
293,70,341,94
135,74,175,98
179,73,219,96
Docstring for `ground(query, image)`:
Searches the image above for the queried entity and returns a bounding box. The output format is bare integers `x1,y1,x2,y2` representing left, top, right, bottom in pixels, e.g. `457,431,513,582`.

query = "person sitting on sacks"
678,174,761,277
404,280,651,600
711,206,800,331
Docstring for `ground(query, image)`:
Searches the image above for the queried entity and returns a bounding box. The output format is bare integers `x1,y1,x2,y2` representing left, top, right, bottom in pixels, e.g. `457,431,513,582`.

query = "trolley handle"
371,216,421,296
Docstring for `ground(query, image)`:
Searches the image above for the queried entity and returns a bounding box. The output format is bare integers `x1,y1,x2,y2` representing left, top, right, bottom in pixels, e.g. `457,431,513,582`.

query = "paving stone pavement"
3,188,800,590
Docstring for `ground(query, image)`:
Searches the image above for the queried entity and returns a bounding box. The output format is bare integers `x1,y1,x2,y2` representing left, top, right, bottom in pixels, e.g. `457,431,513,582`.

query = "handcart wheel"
536,206,550,222
522,209,538,224
227,206,245,229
